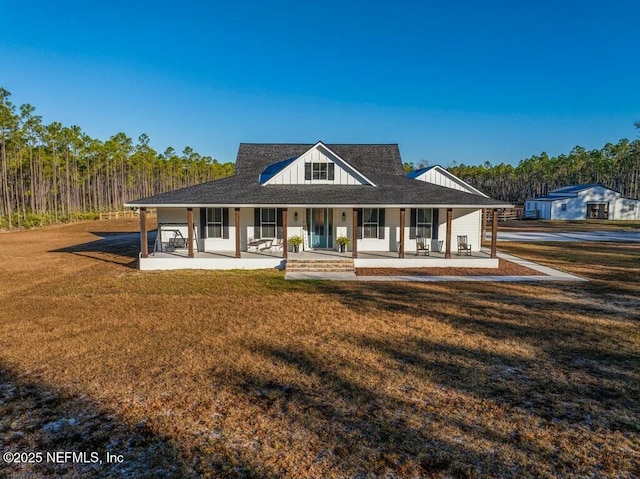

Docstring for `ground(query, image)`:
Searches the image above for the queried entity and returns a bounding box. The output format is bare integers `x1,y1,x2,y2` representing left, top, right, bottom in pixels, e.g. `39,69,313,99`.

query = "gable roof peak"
236,143,404,177
259,142,377,186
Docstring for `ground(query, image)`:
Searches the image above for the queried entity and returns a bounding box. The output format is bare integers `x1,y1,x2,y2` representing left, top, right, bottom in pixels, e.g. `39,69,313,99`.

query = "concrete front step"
286,266,355,272
286,263,354,268
286,259,355,272
288,269,355,273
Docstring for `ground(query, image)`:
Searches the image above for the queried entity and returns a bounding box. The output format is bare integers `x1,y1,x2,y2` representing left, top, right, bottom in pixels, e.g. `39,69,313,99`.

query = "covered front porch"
136,206,501,270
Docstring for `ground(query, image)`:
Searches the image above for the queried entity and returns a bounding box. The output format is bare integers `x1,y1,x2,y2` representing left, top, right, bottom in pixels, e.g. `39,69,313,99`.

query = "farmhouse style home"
125,142,511,270
525,184,640,220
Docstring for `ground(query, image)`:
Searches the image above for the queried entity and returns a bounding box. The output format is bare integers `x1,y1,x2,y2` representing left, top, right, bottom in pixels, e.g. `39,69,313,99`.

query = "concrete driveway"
487,231,640,243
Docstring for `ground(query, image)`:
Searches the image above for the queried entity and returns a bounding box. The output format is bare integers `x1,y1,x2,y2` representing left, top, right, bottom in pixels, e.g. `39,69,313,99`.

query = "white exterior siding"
579,186,618,219
156,208,198,251
436,209,482,253
550,200,574,220
528,185,640,220
266,147,368,185
414,167,485,195
157,207,189,225
155,206,484,254
613,198,640,220
244,207,307,252
525,200,553,219
542,202,552,219
356,208,398,252
578,186,619,203
333,207,352,251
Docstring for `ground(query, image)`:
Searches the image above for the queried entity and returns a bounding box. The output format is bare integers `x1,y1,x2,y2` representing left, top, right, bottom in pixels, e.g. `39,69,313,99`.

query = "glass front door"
306,208,333,249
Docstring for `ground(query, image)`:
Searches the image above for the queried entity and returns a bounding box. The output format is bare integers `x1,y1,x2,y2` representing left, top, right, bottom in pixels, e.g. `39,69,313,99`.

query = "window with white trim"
561,204,567,211
261,208,276,238
416,208,432,238
630,203,635,212
206,208,223,238
363,208,379,239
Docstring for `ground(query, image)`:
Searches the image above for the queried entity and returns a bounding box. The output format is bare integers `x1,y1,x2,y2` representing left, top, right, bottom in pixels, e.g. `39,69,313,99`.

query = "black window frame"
305,162,335,181
261,208,277,238
312,163,327,180
363,208,379,239
206,207,224,238
416,208,432,238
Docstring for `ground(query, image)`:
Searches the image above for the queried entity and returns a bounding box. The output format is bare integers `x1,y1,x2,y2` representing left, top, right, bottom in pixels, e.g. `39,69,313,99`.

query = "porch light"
294,212,298,221
342,212,346,222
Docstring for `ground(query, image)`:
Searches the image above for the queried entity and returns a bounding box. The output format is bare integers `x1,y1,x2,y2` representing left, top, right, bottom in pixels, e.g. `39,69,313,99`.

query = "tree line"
445,129,640,204
0,88,235,229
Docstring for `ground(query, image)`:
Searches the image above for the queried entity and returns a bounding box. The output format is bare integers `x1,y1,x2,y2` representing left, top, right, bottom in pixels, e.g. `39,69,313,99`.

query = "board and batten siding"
265,147,366,185
415,168,478,194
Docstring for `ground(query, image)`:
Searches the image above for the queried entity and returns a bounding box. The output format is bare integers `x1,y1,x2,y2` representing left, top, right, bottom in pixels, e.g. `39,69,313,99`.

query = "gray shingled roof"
235,143,405,176
126,143,510,207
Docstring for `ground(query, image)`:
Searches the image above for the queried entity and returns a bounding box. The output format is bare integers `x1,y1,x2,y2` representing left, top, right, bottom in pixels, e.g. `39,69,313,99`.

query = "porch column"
352,208,358,258
399,208,405,258
491,208,498,258
235,208,241,258
445,208,452,259
187,208,194,258
282,208,288,259
139,207,149,258
481,208,486,243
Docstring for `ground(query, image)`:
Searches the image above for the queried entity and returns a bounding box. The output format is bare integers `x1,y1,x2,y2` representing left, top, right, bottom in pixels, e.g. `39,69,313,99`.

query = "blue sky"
2,0,639,166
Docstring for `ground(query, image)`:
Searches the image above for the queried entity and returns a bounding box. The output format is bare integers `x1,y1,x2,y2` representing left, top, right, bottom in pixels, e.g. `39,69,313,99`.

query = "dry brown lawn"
1,219,639,478
357,259,544,276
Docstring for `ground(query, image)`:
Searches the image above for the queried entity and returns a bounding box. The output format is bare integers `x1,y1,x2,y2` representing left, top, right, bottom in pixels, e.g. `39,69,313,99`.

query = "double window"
206,208,223,238
305,162,335,181
261,208,277,238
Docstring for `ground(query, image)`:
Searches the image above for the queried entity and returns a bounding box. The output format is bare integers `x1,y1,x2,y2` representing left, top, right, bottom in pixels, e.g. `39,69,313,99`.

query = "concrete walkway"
487,230,640,243
285,271,358,281
284,251,586,282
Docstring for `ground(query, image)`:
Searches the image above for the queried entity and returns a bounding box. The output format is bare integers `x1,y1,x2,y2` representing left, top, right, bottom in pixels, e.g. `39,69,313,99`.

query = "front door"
306,208,333,249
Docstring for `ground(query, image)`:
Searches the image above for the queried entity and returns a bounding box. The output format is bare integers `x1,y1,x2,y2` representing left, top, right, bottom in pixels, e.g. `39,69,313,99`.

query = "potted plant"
288,235,303,253
336,235,351,253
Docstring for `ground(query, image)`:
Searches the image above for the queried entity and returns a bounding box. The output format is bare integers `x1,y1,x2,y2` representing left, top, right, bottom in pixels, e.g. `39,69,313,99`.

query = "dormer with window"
259,141,375,186
305,161,335,181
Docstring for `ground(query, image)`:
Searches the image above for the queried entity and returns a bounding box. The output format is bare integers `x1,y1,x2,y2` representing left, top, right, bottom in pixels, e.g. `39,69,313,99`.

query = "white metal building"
525,184,640,220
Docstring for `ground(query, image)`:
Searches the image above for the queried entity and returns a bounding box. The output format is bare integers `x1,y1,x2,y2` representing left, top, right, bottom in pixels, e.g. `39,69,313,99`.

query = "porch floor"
149,248,490,261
